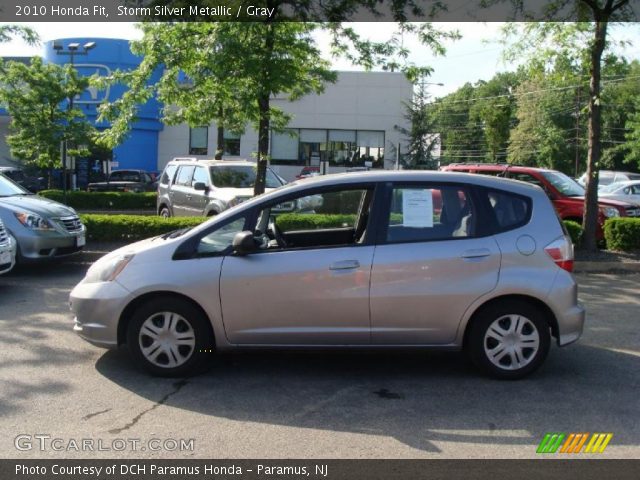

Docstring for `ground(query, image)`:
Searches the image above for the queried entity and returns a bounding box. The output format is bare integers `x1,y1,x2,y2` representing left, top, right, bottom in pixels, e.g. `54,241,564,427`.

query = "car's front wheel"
467,300,550,379
127,297,214,377
159,206,171,218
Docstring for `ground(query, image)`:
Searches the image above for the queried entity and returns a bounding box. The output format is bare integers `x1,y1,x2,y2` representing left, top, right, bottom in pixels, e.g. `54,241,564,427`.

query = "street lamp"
52,41,96,203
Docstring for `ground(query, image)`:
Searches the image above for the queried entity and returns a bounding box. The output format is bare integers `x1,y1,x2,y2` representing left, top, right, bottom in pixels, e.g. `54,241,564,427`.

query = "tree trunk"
215,106,224,159
581,19,608,252
254,94,270,196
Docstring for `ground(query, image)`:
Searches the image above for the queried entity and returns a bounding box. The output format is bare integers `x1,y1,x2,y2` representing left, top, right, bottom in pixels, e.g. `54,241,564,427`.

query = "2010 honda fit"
70,171,584,379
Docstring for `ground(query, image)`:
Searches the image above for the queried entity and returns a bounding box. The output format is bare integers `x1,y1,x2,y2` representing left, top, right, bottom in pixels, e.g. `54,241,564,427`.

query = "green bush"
603,218,640,252
39,190,157,210
80,214,206,242
563,220,583,246
275,213,357,231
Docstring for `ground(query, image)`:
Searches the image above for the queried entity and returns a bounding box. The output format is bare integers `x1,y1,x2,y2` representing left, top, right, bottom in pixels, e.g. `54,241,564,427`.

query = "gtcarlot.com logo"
536,433,613,454
15,435,195,452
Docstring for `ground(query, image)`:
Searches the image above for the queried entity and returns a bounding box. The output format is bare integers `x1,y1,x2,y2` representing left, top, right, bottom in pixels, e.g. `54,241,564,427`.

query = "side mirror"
232,231,257,256
193,182,207,191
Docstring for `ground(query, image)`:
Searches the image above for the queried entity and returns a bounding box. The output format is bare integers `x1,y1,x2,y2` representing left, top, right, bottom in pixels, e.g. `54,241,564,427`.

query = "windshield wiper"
159,227,192,240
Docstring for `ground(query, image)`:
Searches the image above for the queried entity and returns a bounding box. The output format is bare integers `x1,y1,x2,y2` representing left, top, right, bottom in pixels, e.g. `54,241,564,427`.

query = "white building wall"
157,71,412,182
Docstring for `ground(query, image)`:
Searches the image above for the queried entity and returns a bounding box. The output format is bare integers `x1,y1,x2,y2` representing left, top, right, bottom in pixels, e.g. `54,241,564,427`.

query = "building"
1,38,412,183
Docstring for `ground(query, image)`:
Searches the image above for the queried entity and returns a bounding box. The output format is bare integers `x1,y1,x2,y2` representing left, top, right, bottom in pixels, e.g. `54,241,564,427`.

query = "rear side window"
160,165,178,185
385,185,475,243
175,166,195,186
486,190,531,232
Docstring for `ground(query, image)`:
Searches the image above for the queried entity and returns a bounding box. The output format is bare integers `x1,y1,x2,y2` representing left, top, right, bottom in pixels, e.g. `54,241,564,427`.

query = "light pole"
52,41,96,203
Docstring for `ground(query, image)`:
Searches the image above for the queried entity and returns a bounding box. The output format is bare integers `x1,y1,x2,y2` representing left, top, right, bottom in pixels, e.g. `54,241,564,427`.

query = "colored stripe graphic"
537,433,565,453
537,433,613,454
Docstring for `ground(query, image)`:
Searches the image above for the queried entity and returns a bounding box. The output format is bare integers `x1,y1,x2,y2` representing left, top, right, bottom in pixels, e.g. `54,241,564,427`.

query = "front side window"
386,185,474,243
192,166,209,186
254,188,372,250
197,216,247,256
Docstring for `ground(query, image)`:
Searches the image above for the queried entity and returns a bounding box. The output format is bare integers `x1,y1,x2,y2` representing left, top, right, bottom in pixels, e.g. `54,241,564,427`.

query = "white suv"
157,158,285,217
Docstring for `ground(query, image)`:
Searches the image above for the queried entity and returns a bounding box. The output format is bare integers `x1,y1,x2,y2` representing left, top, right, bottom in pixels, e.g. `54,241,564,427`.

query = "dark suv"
440,164,639,239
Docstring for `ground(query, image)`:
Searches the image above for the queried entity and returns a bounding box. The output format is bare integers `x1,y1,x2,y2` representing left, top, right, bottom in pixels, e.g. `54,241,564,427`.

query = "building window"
328,130,357,166
189,126,208,155
223,130,241,156
356,130,385,168
299,129,328,166
270,129,299,165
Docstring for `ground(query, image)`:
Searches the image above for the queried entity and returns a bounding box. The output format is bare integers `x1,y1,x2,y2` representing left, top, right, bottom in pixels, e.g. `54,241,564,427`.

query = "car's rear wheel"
467,300,550,379
127,297,213,377
159,206,171,218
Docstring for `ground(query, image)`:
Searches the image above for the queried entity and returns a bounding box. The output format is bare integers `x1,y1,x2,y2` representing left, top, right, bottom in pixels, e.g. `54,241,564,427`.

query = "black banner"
2,0,639,22
2,459,640,480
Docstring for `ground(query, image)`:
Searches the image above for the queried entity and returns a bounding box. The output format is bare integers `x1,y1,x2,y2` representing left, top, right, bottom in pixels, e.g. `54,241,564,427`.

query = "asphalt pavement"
0,255,638,459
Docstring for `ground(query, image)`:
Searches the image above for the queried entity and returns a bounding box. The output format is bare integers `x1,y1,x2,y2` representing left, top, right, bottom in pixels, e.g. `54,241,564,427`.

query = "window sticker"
402,189,433,228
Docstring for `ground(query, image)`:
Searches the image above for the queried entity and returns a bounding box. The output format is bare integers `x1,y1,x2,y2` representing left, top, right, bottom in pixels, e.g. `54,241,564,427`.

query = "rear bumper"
548,270,586,346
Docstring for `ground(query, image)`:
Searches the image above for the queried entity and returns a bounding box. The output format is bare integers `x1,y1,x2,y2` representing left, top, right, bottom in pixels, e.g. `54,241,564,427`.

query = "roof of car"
168,158,252,167
289,170,544,195
441,163,556,174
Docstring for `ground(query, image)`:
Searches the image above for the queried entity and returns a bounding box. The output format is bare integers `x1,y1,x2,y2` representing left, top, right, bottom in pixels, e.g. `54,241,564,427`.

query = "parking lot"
0,256,639,459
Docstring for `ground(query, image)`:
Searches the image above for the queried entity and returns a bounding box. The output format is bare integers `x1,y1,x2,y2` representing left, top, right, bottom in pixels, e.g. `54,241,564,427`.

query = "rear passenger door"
370,183,501,345
171,165,195,216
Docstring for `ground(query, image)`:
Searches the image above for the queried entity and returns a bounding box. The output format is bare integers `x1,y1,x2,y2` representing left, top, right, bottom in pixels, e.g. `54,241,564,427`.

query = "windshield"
210,165,283,189
0,173,30,196
540,171,585,197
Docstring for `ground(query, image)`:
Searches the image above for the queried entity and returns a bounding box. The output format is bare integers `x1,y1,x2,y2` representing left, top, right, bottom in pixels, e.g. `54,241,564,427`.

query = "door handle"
330,260,360,270
186,195,192,200
461,249,491,259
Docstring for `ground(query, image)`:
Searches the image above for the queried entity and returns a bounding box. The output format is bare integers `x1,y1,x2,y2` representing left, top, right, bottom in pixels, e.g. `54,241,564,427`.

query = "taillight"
545,237,574,272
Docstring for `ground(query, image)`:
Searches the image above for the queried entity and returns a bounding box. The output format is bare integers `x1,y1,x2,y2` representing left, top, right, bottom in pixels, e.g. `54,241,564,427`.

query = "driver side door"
219,186,376,345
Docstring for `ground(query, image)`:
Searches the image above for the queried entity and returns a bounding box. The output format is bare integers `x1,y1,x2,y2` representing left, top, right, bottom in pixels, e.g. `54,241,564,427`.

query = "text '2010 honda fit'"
70,171,584,379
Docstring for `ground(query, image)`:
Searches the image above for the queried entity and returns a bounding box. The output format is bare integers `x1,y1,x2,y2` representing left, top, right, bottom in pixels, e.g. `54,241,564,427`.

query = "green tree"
96,5,458,195
0,58,96,187
395,78,440,169
501,9,635,251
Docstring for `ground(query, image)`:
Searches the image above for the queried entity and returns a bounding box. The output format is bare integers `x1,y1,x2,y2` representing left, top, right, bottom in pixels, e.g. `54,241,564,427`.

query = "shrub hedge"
603,218,640,252
39,190,157,211
80,214,206,242
563,220,583,246
276,213,357,231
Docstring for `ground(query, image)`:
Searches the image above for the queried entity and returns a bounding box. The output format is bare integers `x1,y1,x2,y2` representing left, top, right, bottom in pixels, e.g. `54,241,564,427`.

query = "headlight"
602,207,620,218
14,212,54,231
84,254,134,283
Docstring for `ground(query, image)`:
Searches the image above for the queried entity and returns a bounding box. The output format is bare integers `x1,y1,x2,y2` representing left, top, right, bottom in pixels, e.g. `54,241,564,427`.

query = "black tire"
159,206,171,218
127,297,214,377
466,300,551,380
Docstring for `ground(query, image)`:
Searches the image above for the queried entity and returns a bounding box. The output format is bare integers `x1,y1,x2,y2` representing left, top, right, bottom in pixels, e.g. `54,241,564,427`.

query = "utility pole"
574,86,581,178
52,40,96,203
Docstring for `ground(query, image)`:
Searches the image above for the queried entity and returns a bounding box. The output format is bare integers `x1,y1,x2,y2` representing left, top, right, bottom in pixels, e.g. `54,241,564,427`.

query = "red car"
296,166,320,179
440,164,640,239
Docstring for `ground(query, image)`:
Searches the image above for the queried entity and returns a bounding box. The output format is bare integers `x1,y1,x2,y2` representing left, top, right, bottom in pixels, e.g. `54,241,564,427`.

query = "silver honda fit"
70,171,584,379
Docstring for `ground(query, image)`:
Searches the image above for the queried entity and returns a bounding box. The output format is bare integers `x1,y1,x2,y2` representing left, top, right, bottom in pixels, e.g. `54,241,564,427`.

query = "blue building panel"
43,38,163,172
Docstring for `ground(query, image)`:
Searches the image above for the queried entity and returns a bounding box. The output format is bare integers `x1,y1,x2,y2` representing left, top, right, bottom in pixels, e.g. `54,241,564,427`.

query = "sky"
0,22,639,97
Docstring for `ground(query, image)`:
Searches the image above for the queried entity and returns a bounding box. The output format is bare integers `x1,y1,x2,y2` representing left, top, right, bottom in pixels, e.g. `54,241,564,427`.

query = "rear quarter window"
486,189,532,232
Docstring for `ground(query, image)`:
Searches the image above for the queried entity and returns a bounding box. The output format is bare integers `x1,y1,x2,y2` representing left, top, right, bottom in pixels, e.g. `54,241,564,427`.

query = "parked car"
87,169,157,193
295,166,320,179
0,217,17,275
599,181,640,206
0,166,46,193
440,164,639,239
577,170,640,188
156,158,285,217
0,173,85,263
71,171,584,379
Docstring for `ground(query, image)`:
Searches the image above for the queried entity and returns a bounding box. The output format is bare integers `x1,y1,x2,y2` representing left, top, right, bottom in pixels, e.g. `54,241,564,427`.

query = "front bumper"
70,279,132,349
15,225,86,261
0,236,17,275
